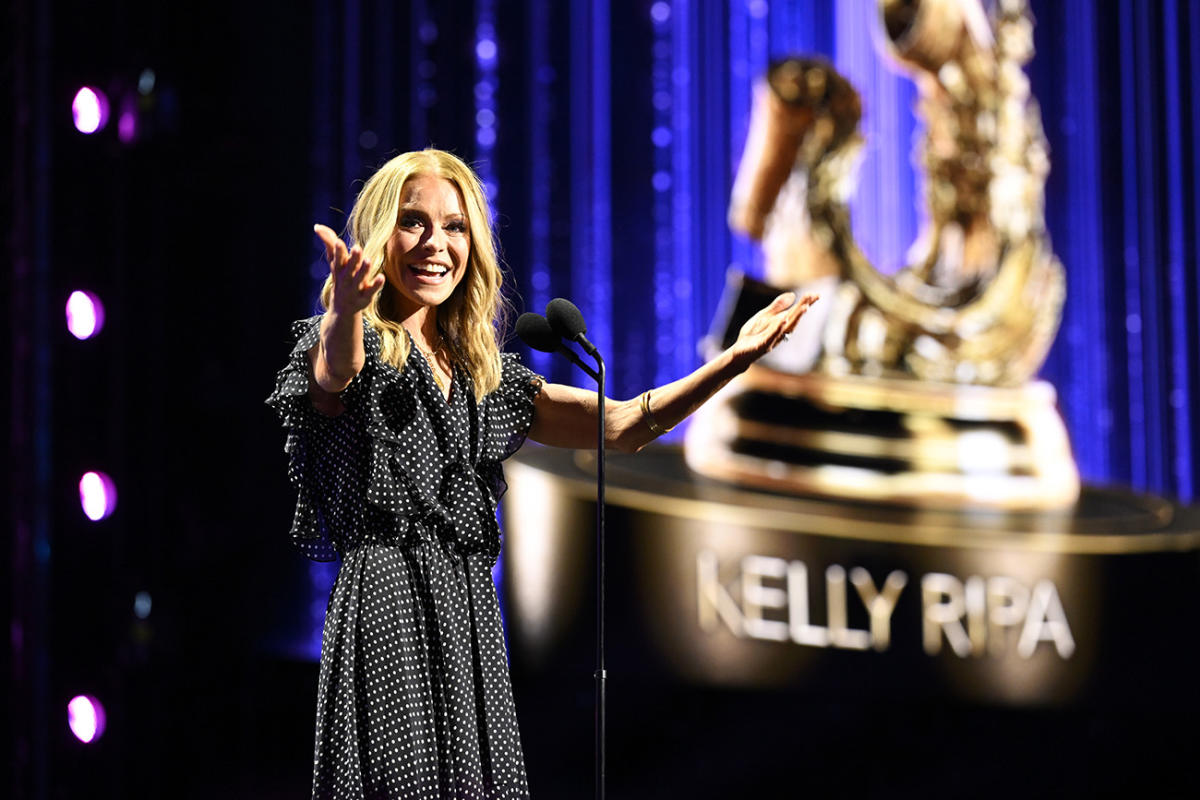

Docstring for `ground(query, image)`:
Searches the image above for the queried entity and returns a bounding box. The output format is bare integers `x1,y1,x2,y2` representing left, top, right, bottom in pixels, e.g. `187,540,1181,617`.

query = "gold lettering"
987,576,1030,656
922,573,972,656
741,555,789,641
849,567,908,651
787,561,829,647
1017,579,1075,658
965,575,987,657
826,565,869,650
696,550,744,637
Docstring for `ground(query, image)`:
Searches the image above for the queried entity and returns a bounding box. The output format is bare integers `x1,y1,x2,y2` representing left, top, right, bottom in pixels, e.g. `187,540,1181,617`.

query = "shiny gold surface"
696,0,1077,508
686,367,1080,511
512,448,1194,555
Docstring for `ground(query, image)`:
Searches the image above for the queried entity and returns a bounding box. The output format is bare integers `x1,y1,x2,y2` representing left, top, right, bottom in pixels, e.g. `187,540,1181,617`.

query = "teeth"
412,264,447,275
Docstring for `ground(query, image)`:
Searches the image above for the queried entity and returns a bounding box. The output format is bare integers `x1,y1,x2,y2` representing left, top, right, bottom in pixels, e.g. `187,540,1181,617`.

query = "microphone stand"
522,305,607,799
592,353,606,800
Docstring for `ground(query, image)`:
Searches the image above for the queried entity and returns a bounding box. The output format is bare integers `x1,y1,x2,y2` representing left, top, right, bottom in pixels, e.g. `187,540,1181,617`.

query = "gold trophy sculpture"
685,0,1079,510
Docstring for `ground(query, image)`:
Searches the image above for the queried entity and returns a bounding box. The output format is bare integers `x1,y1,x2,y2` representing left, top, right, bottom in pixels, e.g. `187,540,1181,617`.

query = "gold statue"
686,0,1079,509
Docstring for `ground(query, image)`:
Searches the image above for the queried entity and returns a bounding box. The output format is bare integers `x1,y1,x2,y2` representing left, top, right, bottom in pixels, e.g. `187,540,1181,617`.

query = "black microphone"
515,312,561,353
546,297,599,358
516,311,599,382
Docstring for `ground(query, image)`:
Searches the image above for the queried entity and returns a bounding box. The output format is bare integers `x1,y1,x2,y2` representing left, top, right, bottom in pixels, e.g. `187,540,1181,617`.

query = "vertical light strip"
726,0,760,278
834,0,914,274
526,0,553,376
666,0,694,388
769,0,806,53
409,0,434,149
1134,1,1165,491
371,2,394,153
1192,1,1200,495
474,1,499,203
570,0,612,383
591,0,612,369
696,1,731,349
1118,0,1147,488
1062,0,1110,483
1161,0,1191,499
341,0,361,212
651,2,675,384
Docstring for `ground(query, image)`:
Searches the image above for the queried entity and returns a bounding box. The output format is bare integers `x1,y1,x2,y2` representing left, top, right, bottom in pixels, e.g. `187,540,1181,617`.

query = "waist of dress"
339,516,497,563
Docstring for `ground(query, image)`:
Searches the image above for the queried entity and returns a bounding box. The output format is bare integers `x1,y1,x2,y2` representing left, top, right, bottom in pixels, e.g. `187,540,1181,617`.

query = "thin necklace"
408,331,450,395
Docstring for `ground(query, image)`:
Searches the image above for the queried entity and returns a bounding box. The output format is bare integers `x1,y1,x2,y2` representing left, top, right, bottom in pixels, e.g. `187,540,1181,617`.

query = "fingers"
770,291,796,311
744,291,796,331
783,292,819,331
314,224,358,277
343,244,363,277
364,273,386,297
765,292,818,348
313,224,339,262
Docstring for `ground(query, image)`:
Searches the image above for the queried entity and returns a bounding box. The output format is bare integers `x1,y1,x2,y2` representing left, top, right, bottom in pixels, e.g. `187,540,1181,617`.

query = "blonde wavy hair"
320,149,509,401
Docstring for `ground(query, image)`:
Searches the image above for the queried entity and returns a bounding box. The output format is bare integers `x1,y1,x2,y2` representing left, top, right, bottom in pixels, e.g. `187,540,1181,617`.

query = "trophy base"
503,445,1199,706
503,446,1199,795
684,366,1080,511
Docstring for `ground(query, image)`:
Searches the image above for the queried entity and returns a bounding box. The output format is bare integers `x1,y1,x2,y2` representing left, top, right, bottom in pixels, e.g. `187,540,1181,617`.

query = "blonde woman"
267,148,815,799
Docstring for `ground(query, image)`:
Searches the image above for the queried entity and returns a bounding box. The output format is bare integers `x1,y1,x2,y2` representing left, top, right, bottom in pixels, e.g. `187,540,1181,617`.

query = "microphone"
516,311,599,382
515,312,562,353
546,298,599,358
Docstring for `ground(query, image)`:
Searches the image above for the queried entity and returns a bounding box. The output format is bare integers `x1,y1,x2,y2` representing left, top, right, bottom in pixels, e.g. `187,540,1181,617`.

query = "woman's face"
383,173,470,317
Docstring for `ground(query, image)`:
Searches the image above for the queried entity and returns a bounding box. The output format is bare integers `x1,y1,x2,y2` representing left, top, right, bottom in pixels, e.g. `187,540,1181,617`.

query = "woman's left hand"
728,291,819,372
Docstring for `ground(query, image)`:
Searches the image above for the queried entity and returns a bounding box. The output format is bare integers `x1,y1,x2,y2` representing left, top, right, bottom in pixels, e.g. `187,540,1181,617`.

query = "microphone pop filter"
515,312,562,353
546,297,588,339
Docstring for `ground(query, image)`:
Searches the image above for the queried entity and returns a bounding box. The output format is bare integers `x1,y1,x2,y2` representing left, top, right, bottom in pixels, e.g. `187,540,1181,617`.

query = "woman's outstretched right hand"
314,224,385,315
309,225,384,405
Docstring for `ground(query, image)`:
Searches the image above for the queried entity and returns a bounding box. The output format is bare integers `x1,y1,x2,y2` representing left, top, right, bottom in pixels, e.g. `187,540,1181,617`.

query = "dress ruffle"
266,316,540,567
264,316,355,561
475,352,544,512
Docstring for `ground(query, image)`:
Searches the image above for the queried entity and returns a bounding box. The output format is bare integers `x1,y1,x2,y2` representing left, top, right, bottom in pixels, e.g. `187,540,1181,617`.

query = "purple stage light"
72,87,109,134
475,38,497,64
66,290,105,339
68,695,106,743
118,107,137,143
79,471,118,521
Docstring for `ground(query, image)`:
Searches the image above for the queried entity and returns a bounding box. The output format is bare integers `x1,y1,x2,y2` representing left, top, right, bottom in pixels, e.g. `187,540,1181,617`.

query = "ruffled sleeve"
481,353,544,463
472,353,543,511
265,315,372,561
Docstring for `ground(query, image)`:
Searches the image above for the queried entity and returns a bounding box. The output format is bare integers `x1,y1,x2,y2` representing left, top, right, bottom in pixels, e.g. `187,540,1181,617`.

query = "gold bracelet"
639,390,674,435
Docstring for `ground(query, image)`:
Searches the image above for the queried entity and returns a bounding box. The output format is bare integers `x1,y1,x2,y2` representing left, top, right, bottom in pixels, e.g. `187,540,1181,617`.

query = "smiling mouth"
409,263,449,277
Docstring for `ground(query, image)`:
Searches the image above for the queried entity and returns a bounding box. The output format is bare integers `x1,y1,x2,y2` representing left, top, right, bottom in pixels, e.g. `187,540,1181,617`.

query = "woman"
267,149,815,799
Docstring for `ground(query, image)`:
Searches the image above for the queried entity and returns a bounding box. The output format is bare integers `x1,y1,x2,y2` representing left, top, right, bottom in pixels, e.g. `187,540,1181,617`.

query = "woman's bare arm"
527,291,817,453
307,224,385,416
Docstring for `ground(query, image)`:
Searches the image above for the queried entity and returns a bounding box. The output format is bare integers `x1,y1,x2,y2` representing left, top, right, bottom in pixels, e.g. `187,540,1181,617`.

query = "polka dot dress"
266,315,541,800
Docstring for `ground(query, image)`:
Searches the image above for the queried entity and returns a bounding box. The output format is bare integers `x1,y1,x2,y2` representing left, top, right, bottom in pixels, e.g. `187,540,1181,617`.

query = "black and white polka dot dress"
266,315,540,800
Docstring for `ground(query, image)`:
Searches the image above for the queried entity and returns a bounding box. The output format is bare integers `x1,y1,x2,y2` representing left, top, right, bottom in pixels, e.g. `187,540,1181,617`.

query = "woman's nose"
423,226,446,251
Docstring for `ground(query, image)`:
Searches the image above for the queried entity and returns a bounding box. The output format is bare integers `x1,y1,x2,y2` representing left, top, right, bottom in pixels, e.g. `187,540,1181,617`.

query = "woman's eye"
399,215,423,229
446,221,468,235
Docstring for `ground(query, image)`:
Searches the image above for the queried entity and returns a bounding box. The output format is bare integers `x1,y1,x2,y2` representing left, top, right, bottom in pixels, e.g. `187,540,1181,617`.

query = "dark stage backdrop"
7,0,1199,797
